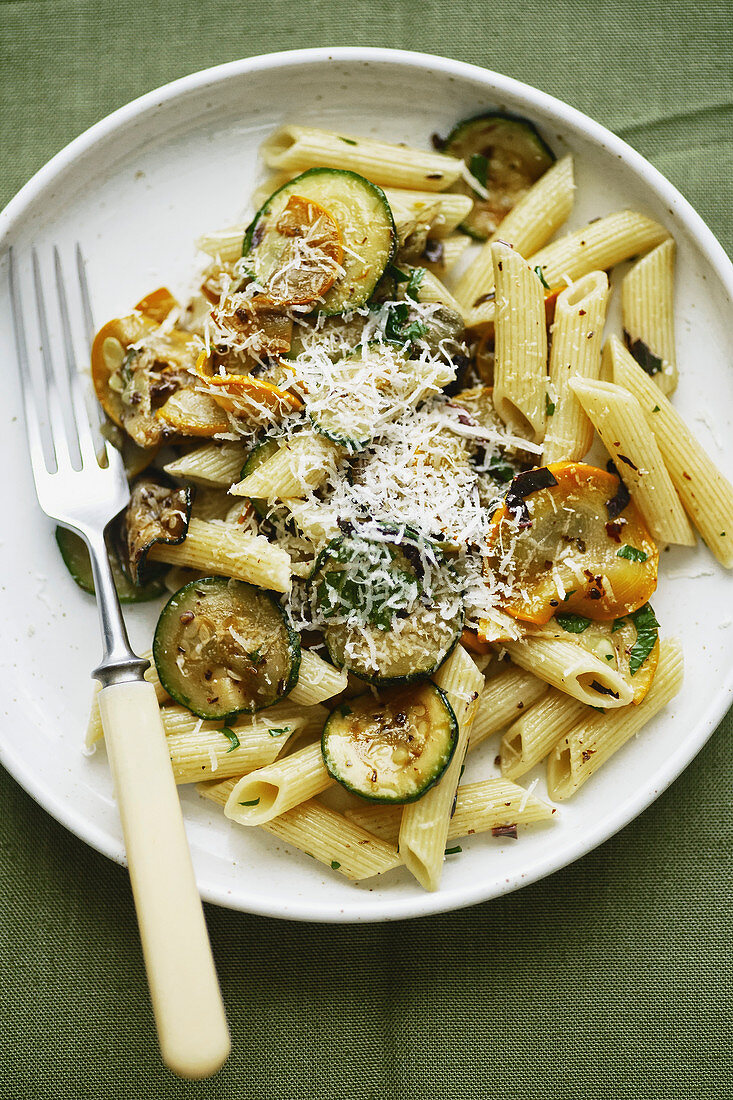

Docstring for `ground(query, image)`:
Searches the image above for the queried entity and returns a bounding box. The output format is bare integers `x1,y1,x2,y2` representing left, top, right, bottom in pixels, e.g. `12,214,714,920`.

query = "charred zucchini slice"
311,528,464,684
444,112,555,240
55,527,166,603
243,168,396,314
123,476,193,585
322,681,458,803
153,576,300,719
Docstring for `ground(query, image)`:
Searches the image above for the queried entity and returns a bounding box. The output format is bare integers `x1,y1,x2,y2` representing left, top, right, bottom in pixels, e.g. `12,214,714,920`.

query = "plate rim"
1,46,732,923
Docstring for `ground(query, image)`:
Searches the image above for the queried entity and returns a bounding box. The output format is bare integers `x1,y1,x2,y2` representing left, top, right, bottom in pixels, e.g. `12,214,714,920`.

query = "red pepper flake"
492,824,518,839
180,611,194,625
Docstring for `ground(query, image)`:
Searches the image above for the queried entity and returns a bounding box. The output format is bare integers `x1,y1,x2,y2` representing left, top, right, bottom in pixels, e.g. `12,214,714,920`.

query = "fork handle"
98,680,230,1078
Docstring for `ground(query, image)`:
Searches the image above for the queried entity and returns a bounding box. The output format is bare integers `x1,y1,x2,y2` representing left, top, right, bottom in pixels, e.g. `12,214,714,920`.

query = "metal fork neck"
84,527,150,688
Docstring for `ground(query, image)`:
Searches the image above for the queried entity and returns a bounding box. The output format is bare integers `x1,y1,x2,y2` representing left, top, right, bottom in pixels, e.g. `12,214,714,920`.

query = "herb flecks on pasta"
75,111,733,893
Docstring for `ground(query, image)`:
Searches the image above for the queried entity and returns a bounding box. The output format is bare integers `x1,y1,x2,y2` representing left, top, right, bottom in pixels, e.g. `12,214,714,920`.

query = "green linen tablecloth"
1,2,731,1096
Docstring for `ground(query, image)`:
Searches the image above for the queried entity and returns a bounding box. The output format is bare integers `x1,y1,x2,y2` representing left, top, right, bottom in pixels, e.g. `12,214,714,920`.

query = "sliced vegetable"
55,526,166,603
153,576,300,719
486,462,659,624
322,681,458,803
123,476,193,585
310,528,464,684
195,348,301,415
443,112,555,240
243,168,396,314
134,286,178,324
211,294,294,358
527,607,660,704
155,388,230,437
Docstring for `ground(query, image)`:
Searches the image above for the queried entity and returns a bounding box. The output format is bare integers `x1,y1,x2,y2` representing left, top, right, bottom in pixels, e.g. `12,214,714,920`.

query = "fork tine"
32,248,79,470
76,242,96,349
9,248,52,483
53,246,99,467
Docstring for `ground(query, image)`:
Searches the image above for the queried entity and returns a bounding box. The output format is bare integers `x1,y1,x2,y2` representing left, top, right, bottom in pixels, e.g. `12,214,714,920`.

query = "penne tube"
164,441,249,488
542,271,610,464
224,741,333,826
261,125,463,192
147,517,292,592
229,432,343,500
502,636,635,708
468,664,549,749
196,225,247,264
288,649,348,706
622,238,678,395
344,777,555,846
547,636,683,799
610,337,733,566
570,375,695,545
492,241,548,442
424,234,472,277
190,486,235,523
399,646,484,891
415,268,467,320
454,154,575,309
500,689,586,780
201,779,400,880
467,211,669,330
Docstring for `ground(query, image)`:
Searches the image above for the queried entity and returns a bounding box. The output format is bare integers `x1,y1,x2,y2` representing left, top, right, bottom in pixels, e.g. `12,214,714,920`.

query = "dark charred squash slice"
55,526,166,603
123,476,193,585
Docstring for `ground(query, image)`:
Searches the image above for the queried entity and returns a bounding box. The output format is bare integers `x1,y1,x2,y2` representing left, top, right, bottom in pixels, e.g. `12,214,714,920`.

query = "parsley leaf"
221,727,240,754
534,265,551,290
268,726,291,737
617,544,648,562
405,266,425,302
628,603,659,675
611,618,627,633
239,798,260,807
555,612,591,634
468,153,489,190
330,860,341,870
545,393,555,416
339,136,357,146
445,845,463,856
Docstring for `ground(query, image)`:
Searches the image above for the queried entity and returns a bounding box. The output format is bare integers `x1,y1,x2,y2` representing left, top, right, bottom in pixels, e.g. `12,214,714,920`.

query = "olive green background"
1,2,732,1096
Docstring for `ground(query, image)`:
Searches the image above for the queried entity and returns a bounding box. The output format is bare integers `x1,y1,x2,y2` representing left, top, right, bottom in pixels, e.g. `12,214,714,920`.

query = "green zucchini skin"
444,111,555,240
322,681,458,803
55,526,166,603
243,168,396,315
311,528,464,685
153,576,301,719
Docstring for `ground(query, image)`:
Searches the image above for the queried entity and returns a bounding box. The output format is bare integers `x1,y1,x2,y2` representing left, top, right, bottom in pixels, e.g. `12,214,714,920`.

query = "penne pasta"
224,741,333,826
500,688,586,780
196,225,247,264
416,268,467,320
454,153,575,309
147,517,292,592
547,636,683,799
468,664,549,749
502,636,635,708
229,432,343,500
622,238,678,395
163,441,249,488
610,337,733,566
201,779,400,880
261,125,463,191
288,650,348,706
399,646,485,891
384,188,473,237
424,234,472,277
492,241,548,442
542,271,610,464
569,375,695,545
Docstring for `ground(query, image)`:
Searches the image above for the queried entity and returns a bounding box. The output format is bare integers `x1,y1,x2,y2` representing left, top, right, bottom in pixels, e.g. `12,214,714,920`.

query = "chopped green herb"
605,653,614,660
268,727,291,737
617,544,648,562
545,393,556,416
534,265,551,290
562,590,577,602
386,263,410,284
611,618,627,633
590,706,606,713
628,603,659,675
555,612,591,633
221,727,240,754
445,845,463,856
339,136,358,146
652,405,660,412
330,860,341,870
488,458,515,484
405,266,426,302
239,798,261,807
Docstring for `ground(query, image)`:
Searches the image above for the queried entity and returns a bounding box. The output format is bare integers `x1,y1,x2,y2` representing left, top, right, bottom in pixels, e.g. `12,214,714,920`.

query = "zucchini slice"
243,168,396,314
153,576,300,719
310,528,464,684
123,476,193,585
444,112,555,240
322,681,458,803
55,527,166,603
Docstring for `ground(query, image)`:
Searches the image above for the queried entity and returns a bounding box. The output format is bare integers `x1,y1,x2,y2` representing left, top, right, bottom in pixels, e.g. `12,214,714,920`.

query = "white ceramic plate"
1,48,731,923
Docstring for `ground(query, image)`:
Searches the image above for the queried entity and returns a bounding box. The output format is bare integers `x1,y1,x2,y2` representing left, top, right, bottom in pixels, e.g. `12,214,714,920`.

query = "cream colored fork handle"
98,680,230,1078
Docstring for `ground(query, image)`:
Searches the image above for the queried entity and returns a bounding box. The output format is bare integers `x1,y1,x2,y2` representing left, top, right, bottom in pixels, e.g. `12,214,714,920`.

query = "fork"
8,246,230,1079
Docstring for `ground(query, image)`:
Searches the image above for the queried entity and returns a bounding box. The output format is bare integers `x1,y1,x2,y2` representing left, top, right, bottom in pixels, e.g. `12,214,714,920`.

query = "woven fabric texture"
1,2,731,1097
